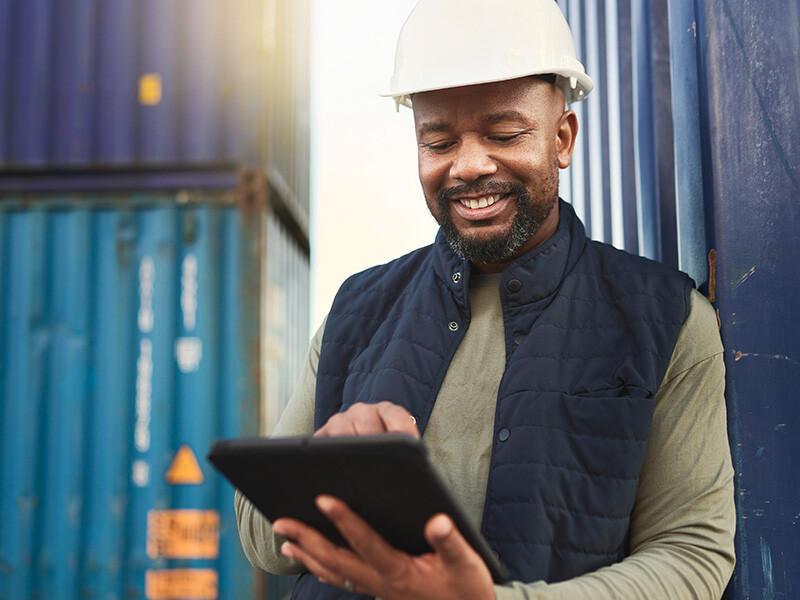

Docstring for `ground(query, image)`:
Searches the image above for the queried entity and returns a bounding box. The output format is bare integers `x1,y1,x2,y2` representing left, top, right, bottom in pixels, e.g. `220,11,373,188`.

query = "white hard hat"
383,0,594,108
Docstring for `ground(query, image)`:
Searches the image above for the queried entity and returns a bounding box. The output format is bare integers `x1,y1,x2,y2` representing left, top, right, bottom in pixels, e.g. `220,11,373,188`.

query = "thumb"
425,514,473,566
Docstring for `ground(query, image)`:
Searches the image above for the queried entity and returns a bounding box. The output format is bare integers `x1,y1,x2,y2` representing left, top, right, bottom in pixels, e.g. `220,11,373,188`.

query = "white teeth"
460,194,500,209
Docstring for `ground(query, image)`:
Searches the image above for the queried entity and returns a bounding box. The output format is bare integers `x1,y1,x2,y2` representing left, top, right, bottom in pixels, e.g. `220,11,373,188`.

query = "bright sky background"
309,0,439,332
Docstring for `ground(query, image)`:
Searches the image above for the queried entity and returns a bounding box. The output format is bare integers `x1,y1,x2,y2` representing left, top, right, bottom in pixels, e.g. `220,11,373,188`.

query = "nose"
449,138,497,182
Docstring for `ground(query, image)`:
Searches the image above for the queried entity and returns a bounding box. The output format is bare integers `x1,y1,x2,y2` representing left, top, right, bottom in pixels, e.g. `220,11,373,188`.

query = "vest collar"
432,199,587,305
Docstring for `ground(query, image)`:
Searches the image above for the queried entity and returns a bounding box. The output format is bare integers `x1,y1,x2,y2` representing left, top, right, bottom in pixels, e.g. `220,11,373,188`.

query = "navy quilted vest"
290,201,693,599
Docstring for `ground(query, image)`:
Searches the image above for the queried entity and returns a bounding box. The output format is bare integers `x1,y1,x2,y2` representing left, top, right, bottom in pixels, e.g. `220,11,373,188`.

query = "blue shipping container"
560,1,800,597
0,188,310,599
0,0,311,213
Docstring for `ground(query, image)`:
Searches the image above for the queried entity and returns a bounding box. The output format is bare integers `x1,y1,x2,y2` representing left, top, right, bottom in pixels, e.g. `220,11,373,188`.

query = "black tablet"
207,434,508,584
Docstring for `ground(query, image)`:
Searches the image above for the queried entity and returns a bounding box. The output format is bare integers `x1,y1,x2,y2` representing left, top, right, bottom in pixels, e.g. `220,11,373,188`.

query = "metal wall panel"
0,190,310,599
560,0,678,266
690,2,800,598
0,0,311,220
563,0,800,597
262,210,311,436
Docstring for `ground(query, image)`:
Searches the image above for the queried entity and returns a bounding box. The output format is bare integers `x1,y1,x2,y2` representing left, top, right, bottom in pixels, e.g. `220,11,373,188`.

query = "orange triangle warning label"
166,445,204,485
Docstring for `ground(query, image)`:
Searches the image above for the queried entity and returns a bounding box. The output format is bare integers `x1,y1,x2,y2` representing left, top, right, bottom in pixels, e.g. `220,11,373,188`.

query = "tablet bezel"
208,434,508,584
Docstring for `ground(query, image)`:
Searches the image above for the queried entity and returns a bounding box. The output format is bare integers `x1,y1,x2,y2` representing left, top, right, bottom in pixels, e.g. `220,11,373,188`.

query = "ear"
556,110,578,169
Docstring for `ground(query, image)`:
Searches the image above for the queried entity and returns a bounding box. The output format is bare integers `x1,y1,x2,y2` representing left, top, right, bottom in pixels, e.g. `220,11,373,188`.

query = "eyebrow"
483,110,531,125
417,110,533,137
417,122,450,137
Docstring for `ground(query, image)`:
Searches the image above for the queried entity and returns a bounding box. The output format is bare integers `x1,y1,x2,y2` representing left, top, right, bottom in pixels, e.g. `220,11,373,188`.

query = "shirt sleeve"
494,289,736,600
234,320,324,574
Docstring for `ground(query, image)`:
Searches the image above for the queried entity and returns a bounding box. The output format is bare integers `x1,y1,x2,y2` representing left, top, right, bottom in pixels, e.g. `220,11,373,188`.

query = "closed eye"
420,140,456,152
489,132,525,143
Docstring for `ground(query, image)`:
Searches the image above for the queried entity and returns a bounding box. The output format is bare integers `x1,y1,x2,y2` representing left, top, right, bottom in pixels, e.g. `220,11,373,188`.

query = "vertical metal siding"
692,2,800,598
9,0,53,166
52,1,97,165
96,0,138,165
264,0,312,220
565,0,800,597
667,0,709,285
0,191,310,599
561,0,677,263
0,2,11,162
138,1,181,164
0,0,310,202
560,0,587,226
262,210,311,436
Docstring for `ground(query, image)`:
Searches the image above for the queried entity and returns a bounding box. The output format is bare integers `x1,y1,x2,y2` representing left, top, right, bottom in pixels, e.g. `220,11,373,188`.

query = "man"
236,1,735,598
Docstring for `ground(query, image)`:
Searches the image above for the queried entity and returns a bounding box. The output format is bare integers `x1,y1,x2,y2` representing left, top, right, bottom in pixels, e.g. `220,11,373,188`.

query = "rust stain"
716,309,721,330
708,249,717,302
733,351,798,365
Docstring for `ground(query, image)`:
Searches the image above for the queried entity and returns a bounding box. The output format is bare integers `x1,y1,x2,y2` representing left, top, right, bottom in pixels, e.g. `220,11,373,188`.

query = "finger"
313,411,358,437
424,514,482,570
316,495,407,574
274,518,376,592
281,541,365,593
375,402,420,438
280,540,338,579
315,402,418,438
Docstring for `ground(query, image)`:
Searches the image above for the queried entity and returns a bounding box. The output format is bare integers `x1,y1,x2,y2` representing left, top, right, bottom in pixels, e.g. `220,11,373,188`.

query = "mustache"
437,181,524,203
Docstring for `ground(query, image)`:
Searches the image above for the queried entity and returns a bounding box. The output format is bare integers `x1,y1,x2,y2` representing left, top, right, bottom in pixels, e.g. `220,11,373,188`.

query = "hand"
314,401,420,439
273,495,495,600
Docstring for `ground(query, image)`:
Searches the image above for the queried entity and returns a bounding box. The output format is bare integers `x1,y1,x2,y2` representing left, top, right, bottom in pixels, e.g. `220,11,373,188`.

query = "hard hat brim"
381,69,594,109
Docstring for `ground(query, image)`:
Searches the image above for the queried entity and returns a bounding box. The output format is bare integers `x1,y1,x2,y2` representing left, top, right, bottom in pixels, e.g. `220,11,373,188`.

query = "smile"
458,194,502,210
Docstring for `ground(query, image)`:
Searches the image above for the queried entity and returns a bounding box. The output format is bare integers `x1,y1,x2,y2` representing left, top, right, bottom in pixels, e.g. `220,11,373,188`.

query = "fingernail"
433,514,453,536
273,521,286,536
316,495,335,513
281,541,294,558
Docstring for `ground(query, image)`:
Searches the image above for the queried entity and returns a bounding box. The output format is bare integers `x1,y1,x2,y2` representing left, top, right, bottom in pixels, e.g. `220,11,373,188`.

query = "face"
412,77,578,272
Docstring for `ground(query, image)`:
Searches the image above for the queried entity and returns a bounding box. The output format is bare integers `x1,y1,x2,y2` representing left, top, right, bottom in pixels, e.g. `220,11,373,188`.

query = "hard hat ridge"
383,0,593,108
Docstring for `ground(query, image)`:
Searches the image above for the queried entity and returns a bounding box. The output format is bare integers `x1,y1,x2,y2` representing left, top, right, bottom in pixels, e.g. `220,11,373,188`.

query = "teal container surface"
0,189,310,599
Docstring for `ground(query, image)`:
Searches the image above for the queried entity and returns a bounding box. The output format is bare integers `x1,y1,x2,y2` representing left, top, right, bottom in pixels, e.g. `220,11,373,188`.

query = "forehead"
412,77,556,131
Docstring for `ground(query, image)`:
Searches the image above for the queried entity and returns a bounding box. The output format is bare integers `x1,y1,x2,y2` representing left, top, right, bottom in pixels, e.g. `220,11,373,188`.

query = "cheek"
417,158,445,221
417,154,447,194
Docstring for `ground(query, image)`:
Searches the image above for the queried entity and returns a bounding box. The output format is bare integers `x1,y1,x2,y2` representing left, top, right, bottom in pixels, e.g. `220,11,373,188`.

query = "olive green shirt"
235,278,735,599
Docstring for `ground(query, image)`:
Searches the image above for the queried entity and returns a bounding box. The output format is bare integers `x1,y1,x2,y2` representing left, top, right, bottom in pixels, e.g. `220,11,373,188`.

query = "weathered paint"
692,1,799,597
0,189,310,599
563,0,800,598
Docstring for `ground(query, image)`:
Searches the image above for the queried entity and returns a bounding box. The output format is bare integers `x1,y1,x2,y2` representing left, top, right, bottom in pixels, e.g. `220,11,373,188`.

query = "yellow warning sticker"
145,569,218,600
166,445,204,485
147,510,219,559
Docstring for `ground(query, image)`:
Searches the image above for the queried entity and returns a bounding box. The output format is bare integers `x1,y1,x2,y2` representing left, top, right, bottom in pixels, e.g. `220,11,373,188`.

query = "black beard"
435,180,557,265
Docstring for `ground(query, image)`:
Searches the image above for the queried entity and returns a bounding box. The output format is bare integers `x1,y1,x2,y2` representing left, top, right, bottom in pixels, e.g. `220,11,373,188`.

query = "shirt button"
448,321,459,331
497,428,510,442
452,272,461,284
507,279,522,293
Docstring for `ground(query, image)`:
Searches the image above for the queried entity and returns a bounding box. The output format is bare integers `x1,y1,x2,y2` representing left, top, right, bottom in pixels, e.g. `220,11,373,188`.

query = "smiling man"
414,79,573,272
235,1,735,598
